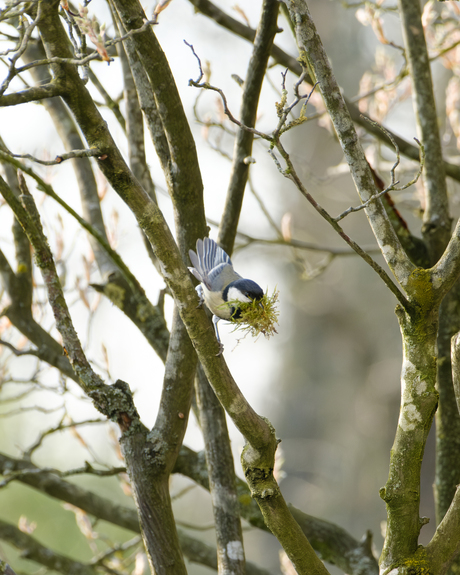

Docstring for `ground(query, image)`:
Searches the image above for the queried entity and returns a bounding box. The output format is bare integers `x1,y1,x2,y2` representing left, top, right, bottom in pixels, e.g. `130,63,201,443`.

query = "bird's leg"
212,314,224,355
195,284,205,307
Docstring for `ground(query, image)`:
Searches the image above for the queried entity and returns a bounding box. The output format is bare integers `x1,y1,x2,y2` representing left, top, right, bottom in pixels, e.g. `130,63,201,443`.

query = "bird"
188,237,264,353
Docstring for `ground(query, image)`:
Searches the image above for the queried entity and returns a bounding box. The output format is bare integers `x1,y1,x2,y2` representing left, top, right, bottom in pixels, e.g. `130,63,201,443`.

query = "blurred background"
1,0,458,573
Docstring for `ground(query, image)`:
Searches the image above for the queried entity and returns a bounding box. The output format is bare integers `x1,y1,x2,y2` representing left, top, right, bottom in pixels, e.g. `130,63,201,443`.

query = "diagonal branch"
426,485,460,575
285,0,416,293
0,519,99,575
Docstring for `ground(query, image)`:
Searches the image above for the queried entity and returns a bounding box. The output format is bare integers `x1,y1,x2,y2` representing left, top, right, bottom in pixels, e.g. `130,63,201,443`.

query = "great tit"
188,237,264,352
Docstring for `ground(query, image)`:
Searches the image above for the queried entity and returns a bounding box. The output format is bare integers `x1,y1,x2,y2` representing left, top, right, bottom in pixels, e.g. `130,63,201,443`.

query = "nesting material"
226,289,279,339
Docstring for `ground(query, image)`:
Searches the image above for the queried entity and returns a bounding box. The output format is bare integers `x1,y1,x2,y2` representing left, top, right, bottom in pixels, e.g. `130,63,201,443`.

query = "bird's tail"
188,237,231,282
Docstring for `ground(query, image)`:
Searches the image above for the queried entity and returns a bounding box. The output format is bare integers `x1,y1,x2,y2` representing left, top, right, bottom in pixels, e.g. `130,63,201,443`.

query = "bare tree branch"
187,0,460,184
426,485,460,575
0,519,99,575
398,0,450,263
195,366,246,575
217,0,280,255
285,0,416,293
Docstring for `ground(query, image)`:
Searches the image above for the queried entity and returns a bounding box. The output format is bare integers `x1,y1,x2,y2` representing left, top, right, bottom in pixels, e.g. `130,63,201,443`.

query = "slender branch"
21,40,117,277
334,132,425,222
186,43,270,142
111,5,171,177
0,172,105,392
110,16,161,272
235,232,381,255
398,0,450,262
0,339,41,358
450,330,460,420
0,462,125,489
195,366,245,575
23,418,106,459
1,16,158,81
5,147,102,165
88,67,126,131
0,1,43,97
217,0,280,255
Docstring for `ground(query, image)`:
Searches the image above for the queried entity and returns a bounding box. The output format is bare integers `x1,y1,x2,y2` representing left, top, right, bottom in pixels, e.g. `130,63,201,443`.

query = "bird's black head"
223,279,264,319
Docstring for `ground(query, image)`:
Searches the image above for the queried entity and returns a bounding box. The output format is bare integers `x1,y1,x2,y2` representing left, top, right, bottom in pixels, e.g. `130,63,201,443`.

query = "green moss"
407,268,434,310
402,547,430,575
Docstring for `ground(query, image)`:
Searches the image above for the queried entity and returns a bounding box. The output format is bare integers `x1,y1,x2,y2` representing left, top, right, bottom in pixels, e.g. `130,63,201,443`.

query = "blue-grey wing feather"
207,263,240,291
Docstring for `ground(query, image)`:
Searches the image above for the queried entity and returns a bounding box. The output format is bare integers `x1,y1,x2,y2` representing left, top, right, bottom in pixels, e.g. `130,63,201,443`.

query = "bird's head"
223,279,264,319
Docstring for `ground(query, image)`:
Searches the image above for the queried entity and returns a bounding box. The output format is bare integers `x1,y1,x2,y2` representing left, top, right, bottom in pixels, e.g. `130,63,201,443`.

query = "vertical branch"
451,331,460,417
217,0,280,255
397,0,450,262
378,301,439,571
398,0,460,535
434,285,460,526
196,3,279,568
111,0,206,257
21,43,116,278
195,366,245,575
0,147,33,311
115,26,158,205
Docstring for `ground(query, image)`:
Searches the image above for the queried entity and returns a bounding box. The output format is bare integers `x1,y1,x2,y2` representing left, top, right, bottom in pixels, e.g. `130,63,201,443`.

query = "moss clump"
227,289,279,339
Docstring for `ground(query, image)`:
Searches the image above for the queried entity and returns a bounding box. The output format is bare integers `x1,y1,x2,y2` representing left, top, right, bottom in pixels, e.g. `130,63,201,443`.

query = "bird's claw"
215,342,224,356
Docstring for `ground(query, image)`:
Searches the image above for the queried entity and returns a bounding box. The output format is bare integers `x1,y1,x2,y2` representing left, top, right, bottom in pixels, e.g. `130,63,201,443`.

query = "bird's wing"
189,238,238,289
207,262,240,291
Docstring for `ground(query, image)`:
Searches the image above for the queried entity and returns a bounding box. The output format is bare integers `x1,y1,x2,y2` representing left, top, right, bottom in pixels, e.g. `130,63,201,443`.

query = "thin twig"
185,41,270,142
0,339,41,358
6,147,102,166
334,118,425,222
0,461,126,488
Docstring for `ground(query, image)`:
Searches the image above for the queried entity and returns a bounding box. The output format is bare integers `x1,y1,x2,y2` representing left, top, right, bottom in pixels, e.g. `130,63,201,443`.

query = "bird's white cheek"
227,287,251,303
